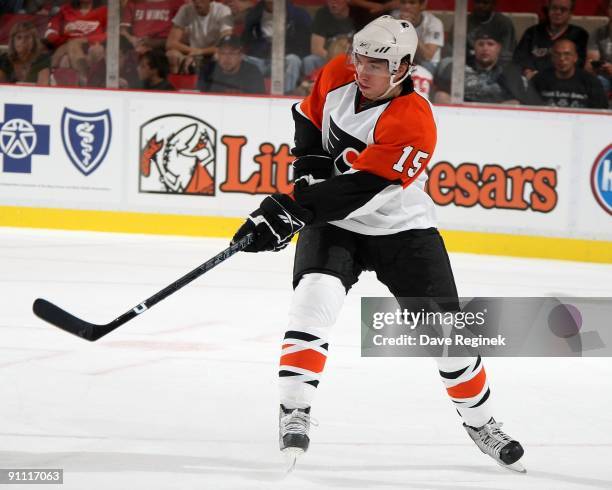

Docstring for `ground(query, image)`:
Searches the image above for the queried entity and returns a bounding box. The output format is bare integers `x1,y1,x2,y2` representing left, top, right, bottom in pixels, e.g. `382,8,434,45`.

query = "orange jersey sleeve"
351,94,437,188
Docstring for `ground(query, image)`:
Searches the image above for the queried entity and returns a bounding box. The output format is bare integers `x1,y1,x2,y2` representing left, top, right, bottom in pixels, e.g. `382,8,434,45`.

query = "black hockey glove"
292,154,333,189
232,193,313,252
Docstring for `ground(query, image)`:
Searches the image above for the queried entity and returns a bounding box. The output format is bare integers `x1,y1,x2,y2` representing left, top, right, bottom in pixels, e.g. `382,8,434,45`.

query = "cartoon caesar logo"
139,114,216,195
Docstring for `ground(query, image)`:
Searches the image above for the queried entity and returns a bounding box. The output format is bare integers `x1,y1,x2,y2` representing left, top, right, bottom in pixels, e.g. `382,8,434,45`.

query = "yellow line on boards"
1,205,610,263
0,205,242,238
440,229,611,264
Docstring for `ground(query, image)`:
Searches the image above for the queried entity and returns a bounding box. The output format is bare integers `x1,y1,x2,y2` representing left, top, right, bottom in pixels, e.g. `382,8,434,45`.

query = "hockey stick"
32,233,254,342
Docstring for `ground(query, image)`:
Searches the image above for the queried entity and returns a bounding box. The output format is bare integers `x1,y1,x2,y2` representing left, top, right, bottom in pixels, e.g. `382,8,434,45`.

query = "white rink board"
0,85,610,240
0,88,124,206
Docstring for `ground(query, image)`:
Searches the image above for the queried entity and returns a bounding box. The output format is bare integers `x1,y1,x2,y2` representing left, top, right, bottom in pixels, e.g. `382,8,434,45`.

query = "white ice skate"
464,417,526,473
279,405,315,473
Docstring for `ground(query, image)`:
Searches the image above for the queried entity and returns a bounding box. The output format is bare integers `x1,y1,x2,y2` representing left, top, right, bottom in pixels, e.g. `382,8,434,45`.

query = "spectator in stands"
121,0,185,55
514,0,588,80
85,34,142,88
166,0,233,74
349,0,398,30
45,0,107,86
585,0,612,93
296,34,349,95
241,0,311,93
531,39,609,108
396,0,443,73
226,0,253,36
22,0,62,15
466,0,515,63
137,48,175,90
0,21,50,85
435,26,539,105
198,34,265,93
302,0,355,77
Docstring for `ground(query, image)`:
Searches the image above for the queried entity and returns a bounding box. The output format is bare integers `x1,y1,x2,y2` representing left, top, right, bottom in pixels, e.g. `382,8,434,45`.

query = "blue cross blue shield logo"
0,103,50,173
591,144,612,216
61,108,112,176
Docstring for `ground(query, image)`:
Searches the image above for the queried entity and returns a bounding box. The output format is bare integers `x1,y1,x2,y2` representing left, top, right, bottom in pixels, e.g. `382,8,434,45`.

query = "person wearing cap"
166,0,234,74
467,0,515,63
530,38,609,109
241,0,311,93
199,35,266,94
444,0,515,72
435,26,538,105
302,0,356,77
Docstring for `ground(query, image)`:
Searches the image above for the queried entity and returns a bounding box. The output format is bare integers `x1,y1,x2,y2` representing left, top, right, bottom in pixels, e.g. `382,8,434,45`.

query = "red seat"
51,67,79,86
168,73,197,90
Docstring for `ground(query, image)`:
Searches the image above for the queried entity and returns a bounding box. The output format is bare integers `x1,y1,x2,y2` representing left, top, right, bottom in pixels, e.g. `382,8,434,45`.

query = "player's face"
353,53,392,99
474,38,501,66
217,47,242,73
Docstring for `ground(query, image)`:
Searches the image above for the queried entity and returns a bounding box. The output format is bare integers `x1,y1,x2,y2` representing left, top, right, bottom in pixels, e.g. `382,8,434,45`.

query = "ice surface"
1,227,611,489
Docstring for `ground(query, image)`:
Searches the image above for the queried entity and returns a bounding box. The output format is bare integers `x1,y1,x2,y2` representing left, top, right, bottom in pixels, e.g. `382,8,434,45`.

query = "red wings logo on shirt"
64,20,101,36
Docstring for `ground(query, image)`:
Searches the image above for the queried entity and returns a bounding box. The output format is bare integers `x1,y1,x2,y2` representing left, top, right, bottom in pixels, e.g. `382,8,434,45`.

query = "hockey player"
233,15,525,472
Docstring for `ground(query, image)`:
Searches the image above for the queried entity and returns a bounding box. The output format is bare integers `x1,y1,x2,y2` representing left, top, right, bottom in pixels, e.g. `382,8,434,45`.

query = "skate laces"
280,409,318,436
484,420,505,436
479,420,512,455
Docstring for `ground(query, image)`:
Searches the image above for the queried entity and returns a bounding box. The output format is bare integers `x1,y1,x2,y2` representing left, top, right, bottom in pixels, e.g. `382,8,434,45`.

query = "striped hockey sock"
438,355,492,427
278,273,345,409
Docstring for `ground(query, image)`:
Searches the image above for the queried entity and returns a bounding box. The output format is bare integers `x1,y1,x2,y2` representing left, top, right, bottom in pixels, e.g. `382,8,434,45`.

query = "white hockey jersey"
292,54,438,236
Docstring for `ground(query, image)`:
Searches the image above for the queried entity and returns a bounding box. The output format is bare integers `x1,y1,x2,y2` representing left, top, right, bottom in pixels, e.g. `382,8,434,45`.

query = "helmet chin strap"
376,69,412,100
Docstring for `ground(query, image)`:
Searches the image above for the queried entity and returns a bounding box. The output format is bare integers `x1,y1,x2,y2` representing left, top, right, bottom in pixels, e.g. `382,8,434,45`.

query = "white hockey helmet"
352,15,418,94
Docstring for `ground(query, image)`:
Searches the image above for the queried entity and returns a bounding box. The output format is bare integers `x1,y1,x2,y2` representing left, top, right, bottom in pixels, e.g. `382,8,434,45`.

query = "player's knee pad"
289,273,345,333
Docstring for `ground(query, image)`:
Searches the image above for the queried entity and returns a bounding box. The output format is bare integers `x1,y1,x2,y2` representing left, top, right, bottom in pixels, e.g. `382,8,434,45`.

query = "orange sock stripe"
446,367,487,399
281,343,295,349
280,349,327,373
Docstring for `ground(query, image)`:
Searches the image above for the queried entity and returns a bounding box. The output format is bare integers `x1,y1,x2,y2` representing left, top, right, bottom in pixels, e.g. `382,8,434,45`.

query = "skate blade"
498,460,527,474
282,447,304,475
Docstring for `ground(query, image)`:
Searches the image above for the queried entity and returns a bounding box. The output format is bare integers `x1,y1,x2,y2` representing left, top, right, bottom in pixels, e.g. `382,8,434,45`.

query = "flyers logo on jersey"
328,117,366,174
427,161,558,213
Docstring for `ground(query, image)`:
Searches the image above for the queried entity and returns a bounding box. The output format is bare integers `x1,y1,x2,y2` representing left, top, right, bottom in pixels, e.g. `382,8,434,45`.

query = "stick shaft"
116,233,253,323
33,234,254,341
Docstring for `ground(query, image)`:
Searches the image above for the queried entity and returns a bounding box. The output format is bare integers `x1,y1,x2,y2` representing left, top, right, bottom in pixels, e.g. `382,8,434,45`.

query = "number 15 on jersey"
392,146,430,178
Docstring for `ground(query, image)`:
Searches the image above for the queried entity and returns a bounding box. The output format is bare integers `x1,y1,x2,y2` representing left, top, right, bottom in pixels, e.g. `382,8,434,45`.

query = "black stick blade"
33,298,104,341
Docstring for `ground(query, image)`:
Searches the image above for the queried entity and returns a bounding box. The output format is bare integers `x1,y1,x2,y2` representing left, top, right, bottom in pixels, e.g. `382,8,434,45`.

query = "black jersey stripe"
284,330,321,343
